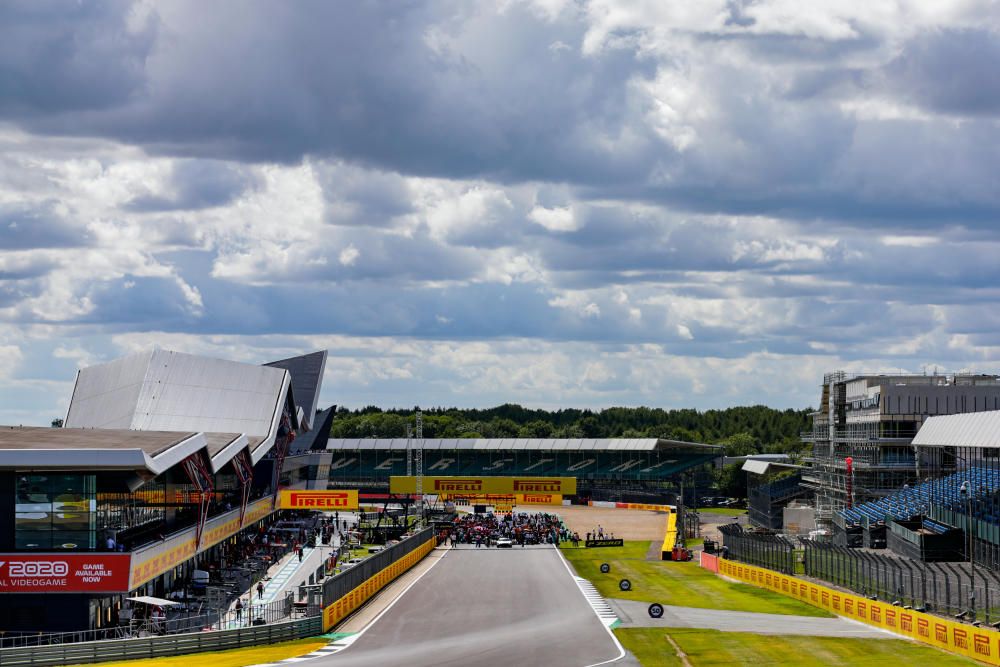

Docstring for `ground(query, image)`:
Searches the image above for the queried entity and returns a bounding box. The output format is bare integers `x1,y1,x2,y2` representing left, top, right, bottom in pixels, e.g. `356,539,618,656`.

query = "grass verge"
64,637,329,667
561,541,831,617
615,627,978,666
695,508,748,516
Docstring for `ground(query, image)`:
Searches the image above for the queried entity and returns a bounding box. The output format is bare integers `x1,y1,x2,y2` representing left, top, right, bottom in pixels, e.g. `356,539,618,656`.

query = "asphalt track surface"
318,545,628,667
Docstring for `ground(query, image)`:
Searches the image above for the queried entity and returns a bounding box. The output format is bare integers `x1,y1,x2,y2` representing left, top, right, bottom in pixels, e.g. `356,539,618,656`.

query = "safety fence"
718,524,795,575
0,616,321,667
803,539,1000,624
0,596,312,649
322,526,438,631
709,556,1000,666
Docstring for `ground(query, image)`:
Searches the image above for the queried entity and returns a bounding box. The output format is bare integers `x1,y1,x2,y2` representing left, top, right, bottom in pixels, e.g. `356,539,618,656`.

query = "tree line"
330,403,812,458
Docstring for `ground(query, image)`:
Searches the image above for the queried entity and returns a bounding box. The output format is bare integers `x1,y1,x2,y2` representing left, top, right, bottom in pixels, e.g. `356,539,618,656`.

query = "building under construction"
801,371,1000,525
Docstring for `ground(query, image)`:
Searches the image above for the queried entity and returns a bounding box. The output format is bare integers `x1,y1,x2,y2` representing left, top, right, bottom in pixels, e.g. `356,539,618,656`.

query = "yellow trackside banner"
390,476,576,495
715,558,1000,665
279,489,359,510
515,493,563,506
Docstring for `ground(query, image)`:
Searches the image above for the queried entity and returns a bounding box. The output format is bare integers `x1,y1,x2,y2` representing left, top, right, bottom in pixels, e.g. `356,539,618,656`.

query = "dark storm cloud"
0,0,155,116
882,29,1000,117
126,160,260,211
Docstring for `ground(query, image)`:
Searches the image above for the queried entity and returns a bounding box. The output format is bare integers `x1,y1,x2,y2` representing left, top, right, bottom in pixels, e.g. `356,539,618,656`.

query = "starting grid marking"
573,576,618,627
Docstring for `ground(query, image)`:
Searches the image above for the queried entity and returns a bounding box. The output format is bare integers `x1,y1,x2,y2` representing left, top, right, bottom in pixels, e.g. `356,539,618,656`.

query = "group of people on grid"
446,511,580,547
585,525,617,541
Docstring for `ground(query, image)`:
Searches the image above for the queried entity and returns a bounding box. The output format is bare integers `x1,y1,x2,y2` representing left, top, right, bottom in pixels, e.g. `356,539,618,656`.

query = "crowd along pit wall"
700,552,1000,665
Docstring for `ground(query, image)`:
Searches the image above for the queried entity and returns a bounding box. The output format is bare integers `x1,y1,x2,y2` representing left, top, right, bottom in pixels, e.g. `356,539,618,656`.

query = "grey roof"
265,351,327,430
326,438,721,452
913,410,1000,448
0,426,213,474
65,349,291,465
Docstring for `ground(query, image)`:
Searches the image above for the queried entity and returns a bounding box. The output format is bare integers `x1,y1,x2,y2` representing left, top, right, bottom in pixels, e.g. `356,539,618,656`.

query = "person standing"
256,581,264,600
235,598,243,622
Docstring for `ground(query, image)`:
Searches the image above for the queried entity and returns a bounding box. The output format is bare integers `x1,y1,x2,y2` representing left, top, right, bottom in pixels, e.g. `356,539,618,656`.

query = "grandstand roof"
64,349,294,464
265,350,327,431
913,410,1000,449
326,438,721,452
0,425,236,475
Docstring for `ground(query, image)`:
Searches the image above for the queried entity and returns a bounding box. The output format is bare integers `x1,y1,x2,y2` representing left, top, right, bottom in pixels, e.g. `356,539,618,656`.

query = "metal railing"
323,526,436,607
718,524,795,575
0,596,320,649
0,617,322,667
803,540,1000,624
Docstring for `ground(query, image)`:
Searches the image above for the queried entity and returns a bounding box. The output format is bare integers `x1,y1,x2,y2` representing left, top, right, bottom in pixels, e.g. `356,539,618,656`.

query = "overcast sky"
1,1,999,425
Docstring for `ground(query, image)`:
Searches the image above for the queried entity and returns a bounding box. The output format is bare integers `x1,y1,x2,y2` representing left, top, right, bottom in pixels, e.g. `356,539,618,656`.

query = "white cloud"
339,244,360,266
528,205,579,232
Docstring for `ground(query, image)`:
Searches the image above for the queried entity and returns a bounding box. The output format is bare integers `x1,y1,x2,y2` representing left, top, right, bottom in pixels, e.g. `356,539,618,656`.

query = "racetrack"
318,545,629,667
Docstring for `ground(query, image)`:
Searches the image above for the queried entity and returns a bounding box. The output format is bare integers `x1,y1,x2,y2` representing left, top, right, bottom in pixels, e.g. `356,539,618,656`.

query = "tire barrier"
619,579,631,592
600,563,610,574
648,603,664,619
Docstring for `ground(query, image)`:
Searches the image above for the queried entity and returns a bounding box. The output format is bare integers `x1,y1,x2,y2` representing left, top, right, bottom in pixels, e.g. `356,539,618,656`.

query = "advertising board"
279,490,359,510
0,553,132,593
390,476,576,495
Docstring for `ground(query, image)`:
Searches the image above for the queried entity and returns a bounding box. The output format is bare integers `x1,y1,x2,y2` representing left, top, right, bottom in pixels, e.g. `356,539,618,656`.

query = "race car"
496,537,513,548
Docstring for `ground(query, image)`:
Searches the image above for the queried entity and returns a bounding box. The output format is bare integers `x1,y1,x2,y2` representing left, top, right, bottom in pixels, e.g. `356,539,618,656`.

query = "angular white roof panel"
913,411,1000,449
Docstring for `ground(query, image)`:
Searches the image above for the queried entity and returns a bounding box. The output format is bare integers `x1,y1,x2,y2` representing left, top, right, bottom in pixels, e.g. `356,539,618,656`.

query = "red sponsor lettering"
900,613,912,633
434,479,484,492
974,633,991,656
953,627,969,650
512,479,562,492
935,623,948,643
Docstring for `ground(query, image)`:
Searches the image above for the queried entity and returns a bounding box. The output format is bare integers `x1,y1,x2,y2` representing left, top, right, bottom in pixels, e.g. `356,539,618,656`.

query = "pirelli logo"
434,479,484,492
512,479,562,492
900,613,912,633
974,633,991,657
935,623,948,643
953,627,969,650
917,617,929,638
280,490,359,510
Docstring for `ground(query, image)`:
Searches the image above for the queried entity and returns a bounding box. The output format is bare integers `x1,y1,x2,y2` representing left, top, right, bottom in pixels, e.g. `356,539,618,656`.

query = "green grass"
615,627,977,666
695,507,747,516
561,541,831,617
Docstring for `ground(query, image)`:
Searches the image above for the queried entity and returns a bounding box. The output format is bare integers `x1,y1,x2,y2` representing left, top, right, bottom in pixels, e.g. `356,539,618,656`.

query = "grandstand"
800,370,1000,524
324,438,722,503
0,349,334,633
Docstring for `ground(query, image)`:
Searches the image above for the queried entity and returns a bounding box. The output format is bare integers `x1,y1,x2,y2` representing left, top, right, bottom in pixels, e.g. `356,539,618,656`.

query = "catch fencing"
322,526,435,606
803,539,1000,623
718,524,796,575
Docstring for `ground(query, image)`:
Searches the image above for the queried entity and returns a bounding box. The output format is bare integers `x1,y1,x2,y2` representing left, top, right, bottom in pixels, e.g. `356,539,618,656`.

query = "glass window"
15,473,96,551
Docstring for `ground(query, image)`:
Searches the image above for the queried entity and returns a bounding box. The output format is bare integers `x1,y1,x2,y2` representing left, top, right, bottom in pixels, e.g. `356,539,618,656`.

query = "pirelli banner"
279,489,359,511
715,558,1000,665
390,476,576,496
515,493,563,506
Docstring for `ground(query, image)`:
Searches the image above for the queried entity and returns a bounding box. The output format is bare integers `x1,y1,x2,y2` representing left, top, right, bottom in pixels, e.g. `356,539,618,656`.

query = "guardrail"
0,616,321,667
0,597,310,649
322,527,438,631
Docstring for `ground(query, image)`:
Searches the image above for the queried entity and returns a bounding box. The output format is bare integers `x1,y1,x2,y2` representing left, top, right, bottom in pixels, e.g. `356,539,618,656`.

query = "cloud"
0,3,999,424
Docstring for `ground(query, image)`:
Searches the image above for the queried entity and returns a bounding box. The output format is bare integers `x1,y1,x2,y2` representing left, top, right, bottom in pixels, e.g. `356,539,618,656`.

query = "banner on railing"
0,553,132,593
390,476,576,495
714,558,1000,665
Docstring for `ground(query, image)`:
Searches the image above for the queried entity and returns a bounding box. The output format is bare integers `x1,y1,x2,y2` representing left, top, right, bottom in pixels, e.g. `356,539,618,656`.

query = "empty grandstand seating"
839,466,1000,528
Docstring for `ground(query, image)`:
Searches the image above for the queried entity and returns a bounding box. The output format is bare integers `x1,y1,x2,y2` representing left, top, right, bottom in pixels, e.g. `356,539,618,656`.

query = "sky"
1,1,1000,425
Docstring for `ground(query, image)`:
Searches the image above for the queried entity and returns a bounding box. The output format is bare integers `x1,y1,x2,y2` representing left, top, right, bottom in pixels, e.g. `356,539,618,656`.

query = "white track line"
553,545,627,667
